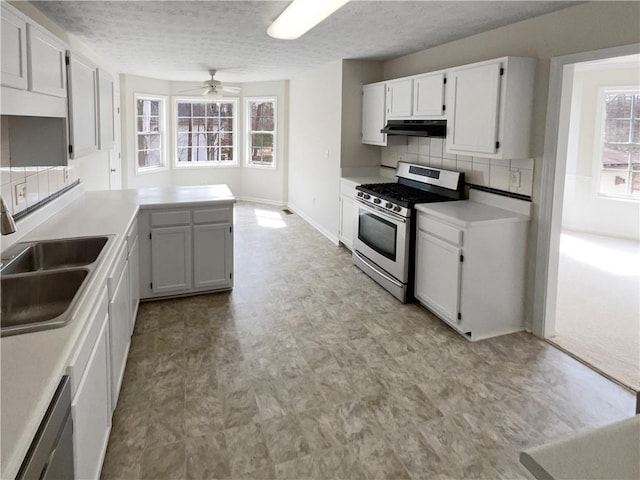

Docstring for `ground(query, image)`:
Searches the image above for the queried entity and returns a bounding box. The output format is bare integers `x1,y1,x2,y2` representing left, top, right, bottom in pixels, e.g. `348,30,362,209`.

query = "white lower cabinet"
415,230,461,326
339,194,356,250
415,201,529,341
107,243,130,412
69,289,111,480
151,224,192,294
139,203,234,299
193,223,232,290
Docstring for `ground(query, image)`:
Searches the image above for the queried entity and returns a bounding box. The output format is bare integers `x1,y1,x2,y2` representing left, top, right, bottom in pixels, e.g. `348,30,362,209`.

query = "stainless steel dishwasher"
16,376,74,480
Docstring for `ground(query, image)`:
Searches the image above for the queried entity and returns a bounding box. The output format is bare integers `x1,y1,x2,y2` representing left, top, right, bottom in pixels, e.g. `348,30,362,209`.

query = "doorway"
534,46,640,392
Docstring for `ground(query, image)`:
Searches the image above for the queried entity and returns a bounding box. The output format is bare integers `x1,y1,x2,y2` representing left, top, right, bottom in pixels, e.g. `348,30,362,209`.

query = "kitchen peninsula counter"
1,185,235,479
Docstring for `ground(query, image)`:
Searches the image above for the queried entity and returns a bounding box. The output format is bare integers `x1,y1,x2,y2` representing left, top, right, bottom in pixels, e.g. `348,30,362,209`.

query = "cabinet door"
151,225,192,294
339,194,356,250
1,4,28,90
128,235,140,333
446,62,502,155
27,24,66,97
415,229,462,325
362,83,386,145
72,310,111,480
386,78,413,118
97,68,115,150
67,52,98,158
108,260,130,412
193,223,232,290
413,72,445,118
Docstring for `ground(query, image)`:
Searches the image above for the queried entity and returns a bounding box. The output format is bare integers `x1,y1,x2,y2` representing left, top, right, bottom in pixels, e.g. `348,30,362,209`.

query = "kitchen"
1,1,639,479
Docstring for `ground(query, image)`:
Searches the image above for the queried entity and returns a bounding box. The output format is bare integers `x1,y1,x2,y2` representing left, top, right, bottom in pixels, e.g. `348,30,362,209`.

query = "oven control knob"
357,191,363,197
385,202,392,209
373,198,381,204
393,206,401,212
363,194,371,200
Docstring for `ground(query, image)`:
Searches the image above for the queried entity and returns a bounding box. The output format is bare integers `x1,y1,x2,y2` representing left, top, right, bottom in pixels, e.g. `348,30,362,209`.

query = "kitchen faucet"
1,196,17,235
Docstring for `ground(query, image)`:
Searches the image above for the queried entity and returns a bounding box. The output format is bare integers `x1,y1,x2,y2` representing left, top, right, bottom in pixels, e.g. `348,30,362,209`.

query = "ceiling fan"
180,69,241,97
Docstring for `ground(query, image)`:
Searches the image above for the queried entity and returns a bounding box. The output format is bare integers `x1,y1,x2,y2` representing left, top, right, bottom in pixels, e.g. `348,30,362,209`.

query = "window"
175,99,237,166
597,88,640,199
135,94,166,173
246,98,276,167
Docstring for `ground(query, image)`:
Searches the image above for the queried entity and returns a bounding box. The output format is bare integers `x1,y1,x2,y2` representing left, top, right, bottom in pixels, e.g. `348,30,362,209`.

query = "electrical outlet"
398,154,405,162
509,170,521,188
14,182,26,205
64,168,69,183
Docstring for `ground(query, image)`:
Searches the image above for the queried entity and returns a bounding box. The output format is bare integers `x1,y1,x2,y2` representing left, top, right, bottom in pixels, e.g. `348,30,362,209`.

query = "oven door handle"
355,198,407,224
353,250,403,288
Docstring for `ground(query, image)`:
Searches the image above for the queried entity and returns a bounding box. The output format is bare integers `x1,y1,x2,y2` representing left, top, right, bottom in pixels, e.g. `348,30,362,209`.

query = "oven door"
353,199,410,282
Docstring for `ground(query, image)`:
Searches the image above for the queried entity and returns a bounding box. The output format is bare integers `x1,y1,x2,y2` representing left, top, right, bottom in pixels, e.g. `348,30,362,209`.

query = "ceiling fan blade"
221,86,241,93
178,87,206,93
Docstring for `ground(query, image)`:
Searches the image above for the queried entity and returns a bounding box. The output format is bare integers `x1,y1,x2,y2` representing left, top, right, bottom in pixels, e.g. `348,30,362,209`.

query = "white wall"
340,61,384,169
287,60,384,242
562,64,640,240
237,80,289,205
121,75,288,204
288,60,343,242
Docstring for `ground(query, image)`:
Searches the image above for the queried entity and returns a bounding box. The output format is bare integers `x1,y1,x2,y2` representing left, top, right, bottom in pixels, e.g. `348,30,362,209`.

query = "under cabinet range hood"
381,119,446,137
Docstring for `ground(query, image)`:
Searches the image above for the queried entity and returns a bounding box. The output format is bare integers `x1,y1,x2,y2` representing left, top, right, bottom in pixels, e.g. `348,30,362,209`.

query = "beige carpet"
550,231,640,392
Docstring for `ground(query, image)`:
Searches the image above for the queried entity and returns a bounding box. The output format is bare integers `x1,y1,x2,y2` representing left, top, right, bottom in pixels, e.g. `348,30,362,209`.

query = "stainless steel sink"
0,236,109,274
0,235,112,336
1,269,89,335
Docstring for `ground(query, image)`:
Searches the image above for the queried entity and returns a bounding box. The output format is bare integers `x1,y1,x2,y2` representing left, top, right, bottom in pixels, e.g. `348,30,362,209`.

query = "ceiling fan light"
267,0,350,40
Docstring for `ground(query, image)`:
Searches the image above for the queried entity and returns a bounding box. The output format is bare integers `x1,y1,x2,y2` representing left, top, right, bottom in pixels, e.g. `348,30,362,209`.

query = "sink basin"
0,235,112,336
1,236,109,275
1,269,89,336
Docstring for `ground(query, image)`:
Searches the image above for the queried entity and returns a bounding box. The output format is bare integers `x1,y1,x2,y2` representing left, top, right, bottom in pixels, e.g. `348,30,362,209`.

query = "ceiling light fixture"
267,0,350,40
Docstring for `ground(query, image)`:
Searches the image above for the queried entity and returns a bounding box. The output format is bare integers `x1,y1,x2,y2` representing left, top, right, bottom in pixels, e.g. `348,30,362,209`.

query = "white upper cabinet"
1,4,28,90
413,72,446,118
384,72,447,120
386,78,413,118
27,23,66,97
446,57,535,159
362,82,387,145
97,68,115,150
67,51,98,158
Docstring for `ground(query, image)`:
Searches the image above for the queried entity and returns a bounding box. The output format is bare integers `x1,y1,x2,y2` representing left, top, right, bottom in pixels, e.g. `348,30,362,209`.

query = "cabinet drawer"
193,207,232,225
126,220,138,252
107,241,128,298
150,210,190,227
66,287,108,398
418,216,463,246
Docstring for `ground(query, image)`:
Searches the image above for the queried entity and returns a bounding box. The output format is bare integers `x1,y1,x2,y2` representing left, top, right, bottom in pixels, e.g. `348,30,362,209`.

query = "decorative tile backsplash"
381,137,534,196
1,117,78,217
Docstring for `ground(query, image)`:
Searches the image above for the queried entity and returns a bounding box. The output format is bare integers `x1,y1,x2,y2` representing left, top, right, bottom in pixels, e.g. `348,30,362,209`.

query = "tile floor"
100,202,635,480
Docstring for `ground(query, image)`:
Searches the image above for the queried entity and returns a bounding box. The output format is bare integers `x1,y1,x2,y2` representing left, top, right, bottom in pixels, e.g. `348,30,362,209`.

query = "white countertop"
415,199,530,227
520,415,640,479
1,185,235,479
341,175,395,186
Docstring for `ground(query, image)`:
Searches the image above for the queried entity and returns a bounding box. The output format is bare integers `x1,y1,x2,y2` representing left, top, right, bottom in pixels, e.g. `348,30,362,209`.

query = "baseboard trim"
286,202,339,246
236,196,286,207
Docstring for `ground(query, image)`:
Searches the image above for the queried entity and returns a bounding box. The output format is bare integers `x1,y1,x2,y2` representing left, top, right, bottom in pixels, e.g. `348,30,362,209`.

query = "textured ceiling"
31,1,578,83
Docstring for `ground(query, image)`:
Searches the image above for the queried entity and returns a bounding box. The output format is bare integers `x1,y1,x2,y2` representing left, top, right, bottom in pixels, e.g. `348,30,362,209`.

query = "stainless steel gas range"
352,162,464,302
